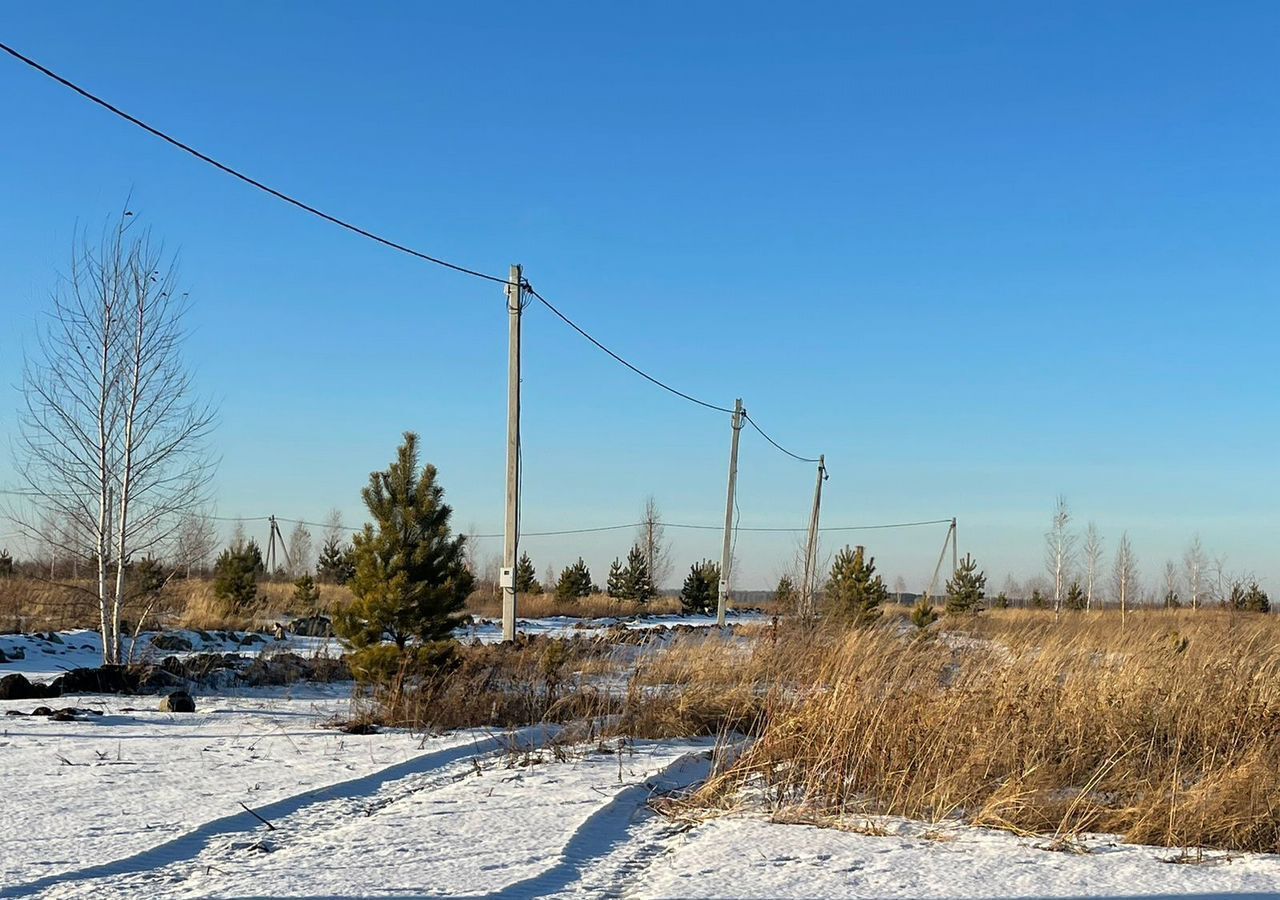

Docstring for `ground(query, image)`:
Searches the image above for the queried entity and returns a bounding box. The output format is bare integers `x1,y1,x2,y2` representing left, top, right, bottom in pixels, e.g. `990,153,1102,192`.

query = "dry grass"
0,575,354,634
465,591,683,619
687,608,1280,853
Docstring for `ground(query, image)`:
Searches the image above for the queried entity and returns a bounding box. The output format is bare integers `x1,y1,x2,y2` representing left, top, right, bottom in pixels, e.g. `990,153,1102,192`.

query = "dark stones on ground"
4,705,102,719
0,673,55,700
151,633,194,652
290,615,333,637
159,690,195,713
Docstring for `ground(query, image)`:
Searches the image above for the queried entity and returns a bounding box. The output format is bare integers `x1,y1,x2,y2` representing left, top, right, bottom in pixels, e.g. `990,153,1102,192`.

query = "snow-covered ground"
5,687,1280,898
0,613,763,683
0,629,344,683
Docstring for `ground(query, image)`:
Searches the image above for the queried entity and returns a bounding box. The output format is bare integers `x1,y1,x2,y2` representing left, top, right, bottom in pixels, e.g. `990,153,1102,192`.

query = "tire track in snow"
2,724,556,899
470,747,714,900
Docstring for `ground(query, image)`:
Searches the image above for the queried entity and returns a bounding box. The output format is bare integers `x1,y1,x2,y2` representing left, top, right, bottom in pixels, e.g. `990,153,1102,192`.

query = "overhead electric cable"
0,41,509,286
741,412,821,464
0,42,822,463
524,285,735,415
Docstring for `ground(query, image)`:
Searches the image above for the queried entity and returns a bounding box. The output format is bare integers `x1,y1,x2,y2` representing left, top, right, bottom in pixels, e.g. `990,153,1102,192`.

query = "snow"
7,621,1280,898
0,630,341,683
6,687,1280,898
456,611,767,645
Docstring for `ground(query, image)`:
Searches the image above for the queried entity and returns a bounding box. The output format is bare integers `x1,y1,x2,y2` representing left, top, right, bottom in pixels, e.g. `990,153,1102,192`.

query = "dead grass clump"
690,610,1280,854
351,637,620,732
465,591,682,619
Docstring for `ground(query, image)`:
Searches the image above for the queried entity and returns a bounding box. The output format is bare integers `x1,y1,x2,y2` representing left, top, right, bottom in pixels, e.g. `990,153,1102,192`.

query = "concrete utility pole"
800,454,827,617
951,516,958,575
501,264,523,642
717,399,744,627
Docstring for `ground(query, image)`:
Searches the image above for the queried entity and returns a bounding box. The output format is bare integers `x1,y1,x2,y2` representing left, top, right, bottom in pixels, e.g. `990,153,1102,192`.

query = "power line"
0,41,509,287
742,412,821,464
469,518,954,537
524,285,735,415
1,42,822,461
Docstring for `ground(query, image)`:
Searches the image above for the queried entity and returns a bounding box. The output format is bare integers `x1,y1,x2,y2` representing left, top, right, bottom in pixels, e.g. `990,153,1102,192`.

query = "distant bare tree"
635,496,673,589
1162,559,1181,607
174,508,218,577
1111,532,1138,626
1082,522,1104,611
1184,535,1207,610
287,521,313,576
11,213,215,663
1045,496,1077,614
322,508,345,548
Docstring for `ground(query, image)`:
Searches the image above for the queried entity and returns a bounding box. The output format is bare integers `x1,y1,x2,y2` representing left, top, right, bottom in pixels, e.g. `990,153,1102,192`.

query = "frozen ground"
0,613,763,683
4,689,1280,898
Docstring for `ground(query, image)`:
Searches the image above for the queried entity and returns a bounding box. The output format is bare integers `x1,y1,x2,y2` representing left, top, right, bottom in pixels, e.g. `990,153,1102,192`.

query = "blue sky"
1,2,1277,592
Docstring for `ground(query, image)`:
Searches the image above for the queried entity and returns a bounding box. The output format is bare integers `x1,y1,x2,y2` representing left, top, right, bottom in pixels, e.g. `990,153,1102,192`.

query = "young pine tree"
1231,581,1271,613
515,551,541,594
555,558,593,601
826,545,888,625
317,536,356,585
1063,580,1087,611
680,560,720,615
293,573,321,610
991,592,1010,609
944,553,987,615
622,544,655,603
606,558,626,599
910,596,939,629
1030,588,1049,609
213,539,264,610
335,433,474,650
774,574,798,611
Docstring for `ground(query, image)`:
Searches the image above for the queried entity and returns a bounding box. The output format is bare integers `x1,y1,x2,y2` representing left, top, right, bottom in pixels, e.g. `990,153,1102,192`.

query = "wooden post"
800,454,826,616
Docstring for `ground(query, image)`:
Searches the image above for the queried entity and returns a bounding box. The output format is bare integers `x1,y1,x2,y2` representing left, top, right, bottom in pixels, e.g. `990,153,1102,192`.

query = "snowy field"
5,624,1280,898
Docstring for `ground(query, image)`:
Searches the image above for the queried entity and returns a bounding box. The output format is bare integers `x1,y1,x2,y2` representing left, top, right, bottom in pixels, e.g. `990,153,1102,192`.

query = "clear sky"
1,2,1277,593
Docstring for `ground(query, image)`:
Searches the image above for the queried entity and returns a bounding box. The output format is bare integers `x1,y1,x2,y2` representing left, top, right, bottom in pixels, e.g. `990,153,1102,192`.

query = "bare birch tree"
1111,532,1138,627
1044,495,1077,614
287,521,313,576
1162,559,1181,607
1082,522,1104,611
11,214,215,663
635,496,673,589
1184,535,1207,610
174,508,218,577
322,508,345,548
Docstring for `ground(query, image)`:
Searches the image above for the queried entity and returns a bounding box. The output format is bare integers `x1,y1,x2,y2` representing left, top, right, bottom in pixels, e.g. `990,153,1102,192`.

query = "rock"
30,706,54,716
0,673,54,700
271,623,287,641
290,615,332,637
159,690,195,713
6,646,24,660
151,633,194,652
237,632,264,645
52,666,137,695
0,647,7,662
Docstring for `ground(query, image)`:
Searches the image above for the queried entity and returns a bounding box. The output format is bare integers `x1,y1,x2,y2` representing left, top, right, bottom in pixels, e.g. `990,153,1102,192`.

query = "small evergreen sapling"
606,558,626,598
1030,588,1049,609
515,552,542,594
622,544,655,603
335,432,474,650
293,573,321,609
944,553,987,615
214,539,264,610
1064,580,1087,611
680,560,720,615
773,574,798,611
317,536,356,584
555,558,593,601
826,545,888,625
991,591,1010,609
910,596,939,629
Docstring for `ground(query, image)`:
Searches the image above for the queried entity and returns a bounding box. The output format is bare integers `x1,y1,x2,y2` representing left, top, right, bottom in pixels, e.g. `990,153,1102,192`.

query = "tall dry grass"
465,591,682,619
690,609,1280,853
0,575,354,633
